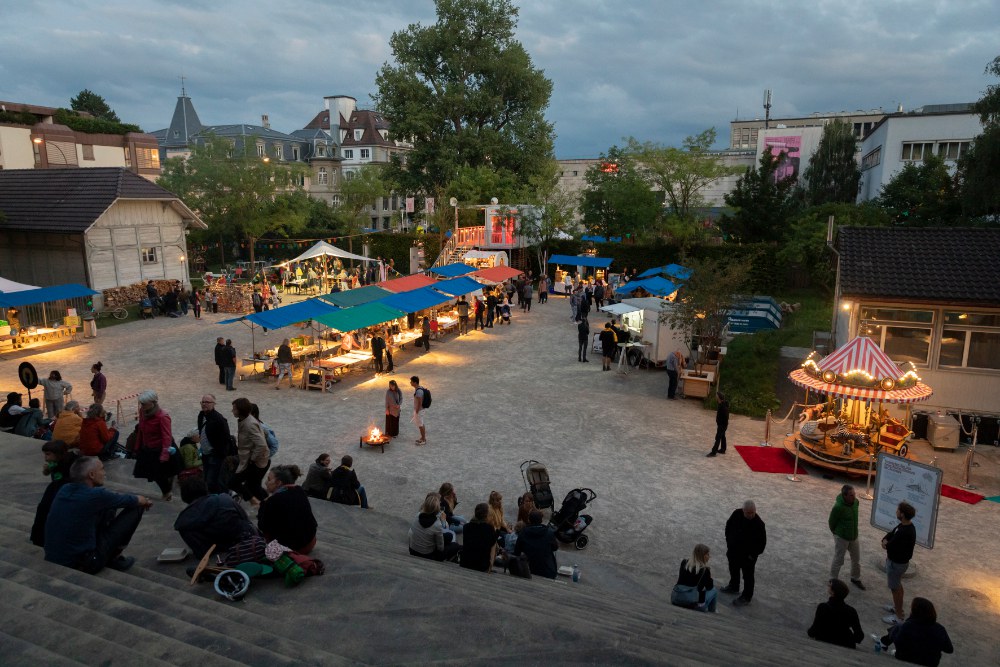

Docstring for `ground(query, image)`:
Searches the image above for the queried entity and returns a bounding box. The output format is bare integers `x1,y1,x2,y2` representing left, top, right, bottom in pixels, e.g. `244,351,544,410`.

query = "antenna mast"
763,89,772,129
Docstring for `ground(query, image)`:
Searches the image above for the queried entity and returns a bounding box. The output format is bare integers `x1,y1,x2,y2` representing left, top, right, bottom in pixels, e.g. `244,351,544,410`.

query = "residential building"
856,103,982,202
834,226,1000,415
0,100,162,179
0,168,205,294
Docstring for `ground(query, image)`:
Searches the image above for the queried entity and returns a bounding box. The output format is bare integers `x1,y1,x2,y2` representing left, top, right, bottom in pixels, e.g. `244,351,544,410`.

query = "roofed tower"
163,88,204,148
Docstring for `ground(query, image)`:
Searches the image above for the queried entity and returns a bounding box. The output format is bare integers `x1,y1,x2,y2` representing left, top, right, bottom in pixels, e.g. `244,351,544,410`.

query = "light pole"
450,197,459,241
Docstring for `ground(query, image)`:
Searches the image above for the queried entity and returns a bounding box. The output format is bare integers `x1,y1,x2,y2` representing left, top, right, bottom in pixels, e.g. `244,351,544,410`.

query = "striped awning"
817,336,901,378
788,369,933,404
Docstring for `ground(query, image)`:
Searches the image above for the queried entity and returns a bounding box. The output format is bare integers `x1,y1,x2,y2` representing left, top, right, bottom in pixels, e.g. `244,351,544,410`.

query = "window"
861,146,881,171
256,143,266,158
123,147,132,168
331,195,341,206
937,141,970,161
859,307,934,365
343,149,353,159
274,144,283,160
572,171,578,177
141,247,158,264
82,145,95,161
317,144,325,157
900,142,934,161
344,170,356,181
360,148,370,160
317,167,328,185
354,129,363,141
136,148,159,170
939,312,1000,370
292,146,300,161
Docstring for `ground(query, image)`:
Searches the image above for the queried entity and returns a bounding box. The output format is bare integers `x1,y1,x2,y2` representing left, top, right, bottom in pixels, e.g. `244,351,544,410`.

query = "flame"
369,427,382,441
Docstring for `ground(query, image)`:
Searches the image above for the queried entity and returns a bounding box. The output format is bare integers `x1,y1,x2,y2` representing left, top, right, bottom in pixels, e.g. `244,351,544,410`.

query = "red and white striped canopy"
817,336,901,378
788,368,933,404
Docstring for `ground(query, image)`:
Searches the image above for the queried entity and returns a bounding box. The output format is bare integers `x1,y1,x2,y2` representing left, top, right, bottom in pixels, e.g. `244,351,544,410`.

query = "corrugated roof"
0,168,196,233
838,227,1000,306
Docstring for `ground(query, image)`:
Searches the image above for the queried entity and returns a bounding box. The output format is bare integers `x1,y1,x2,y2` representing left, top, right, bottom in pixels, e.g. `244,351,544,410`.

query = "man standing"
222,339,237,391
521,280,533,312
882,501,917,625
44,456,152,573
829,484,865,590
456,296,470,335
214,337,226,385
252,289,267,333
666,350,683,399
410,375,427,446
485,291,498,328
473,297,485,331
707,392,729,456
722,500,767,606
197,395,232,494
275,339,294,389
371,331,386,374
420,316,431,352
599,322,617,371
577,317,590,363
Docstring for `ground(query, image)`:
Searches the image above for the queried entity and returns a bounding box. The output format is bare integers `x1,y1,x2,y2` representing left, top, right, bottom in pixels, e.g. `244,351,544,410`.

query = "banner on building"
425,197,434,214
405,197,415,213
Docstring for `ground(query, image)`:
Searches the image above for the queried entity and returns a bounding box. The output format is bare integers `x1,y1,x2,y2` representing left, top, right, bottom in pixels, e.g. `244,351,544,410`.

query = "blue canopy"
313,302,406,332
637,263,692,281
378,287,453,314
317,285,393,308
0,283,98,308
581,235,622,243
428,263,475,277
615,276,678,297
432,276,484,296
219,298,339,329
548,254,613,269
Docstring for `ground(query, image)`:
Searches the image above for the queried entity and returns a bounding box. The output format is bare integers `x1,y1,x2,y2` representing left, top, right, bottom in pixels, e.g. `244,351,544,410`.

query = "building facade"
730,108,886,150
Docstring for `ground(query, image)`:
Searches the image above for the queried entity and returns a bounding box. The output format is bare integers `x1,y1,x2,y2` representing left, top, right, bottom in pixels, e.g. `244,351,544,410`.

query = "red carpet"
940,484,984,504
736,446,809,475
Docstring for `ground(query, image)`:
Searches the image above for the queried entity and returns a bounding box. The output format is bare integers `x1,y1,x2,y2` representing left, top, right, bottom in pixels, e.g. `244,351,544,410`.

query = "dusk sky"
2,0,998,158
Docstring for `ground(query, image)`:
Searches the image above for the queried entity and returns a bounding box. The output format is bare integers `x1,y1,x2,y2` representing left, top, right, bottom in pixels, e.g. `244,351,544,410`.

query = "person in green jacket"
828,484,865,590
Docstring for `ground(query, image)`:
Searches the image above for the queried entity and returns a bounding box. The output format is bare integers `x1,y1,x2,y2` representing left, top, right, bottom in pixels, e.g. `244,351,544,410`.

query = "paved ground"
2,294,997,663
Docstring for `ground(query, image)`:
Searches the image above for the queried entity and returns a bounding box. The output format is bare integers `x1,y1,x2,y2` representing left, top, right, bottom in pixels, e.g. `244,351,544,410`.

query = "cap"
6,391,22,402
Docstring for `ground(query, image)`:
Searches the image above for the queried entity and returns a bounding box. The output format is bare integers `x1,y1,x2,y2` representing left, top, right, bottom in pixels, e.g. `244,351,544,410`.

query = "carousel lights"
822,370,837,383
802,358,821,372
880,377,896,391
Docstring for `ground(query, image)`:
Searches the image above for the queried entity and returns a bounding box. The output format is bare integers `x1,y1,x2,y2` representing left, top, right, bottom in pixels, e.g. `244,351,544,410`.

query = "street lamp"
450,197,459,241
32,136,72,167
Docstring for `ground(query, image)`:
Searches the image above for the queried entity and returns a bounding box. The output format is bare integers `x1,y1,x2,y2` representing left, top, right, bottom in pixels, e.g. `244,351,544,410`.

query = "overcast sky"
2,0,998,158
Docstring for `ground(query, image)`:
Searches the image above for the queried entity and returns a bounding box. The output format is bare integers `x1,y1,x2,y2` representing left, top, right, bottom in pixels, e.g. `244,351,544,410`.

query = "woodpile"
102,280,177,308
101,281,251,314
208,284,253,313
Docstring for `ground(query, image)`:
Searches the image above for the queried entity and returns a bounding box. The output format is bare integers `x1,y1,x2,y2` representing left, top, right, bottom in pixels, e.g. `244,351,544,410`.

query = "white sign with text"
870,453,942,549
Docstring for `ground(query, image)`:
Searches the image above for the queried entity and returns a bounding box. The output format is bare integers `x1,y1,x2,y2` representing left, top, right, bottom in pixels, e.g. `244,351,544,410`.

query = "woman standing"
90,362,107,406
192,289,202,319
38,371,73,419
231,397,270,507
385,380,403,437
131,390,175,501
671,543,717,612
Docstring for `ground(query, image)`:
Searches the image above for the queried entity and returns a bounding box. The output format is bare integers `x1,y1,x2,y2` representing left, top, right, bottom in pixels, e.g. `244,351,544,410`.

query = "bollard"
961,420,979,490
787,439,802,482
862,454,875,500
761,409,772,447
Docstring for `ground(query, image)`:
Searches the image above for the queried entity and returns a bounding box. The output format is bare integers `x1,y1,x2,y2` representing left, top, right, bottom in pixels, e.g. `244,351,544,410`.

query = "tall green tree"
579,147,660,241
374,0,554,197
721,149,799,242
802,120,860,205
520,159,578,273
70,89,121,123
959,55,1000,217
158,134,309,267
877,153,962,226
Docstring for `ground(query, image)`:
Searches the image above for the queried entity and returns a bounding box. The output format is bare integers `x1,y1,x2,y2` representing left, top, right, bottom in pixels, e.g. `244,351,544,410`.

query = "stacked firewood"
207,284,253,313
102,280,178,308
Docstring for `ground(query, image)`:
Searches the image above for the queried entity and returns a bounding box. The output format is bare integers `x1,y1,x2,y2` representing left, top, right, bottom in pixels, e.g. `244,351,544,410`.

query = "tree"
877,154,962,226
802,120,860,205
579,146,660,241
520,159,579,273
158,134,309,267
70,89,121,123
959,55,1000,217
337,165,391,234
374,0,555,196
664,254,757,365
626,129,738,221
721,149,799,242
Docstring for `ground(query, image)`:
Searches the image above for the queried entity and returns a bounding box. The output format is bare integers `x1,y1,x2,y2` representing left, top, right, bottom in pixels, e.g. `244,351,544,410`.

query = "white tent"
286,241,378,265
0,276,39,293
463,250,508,266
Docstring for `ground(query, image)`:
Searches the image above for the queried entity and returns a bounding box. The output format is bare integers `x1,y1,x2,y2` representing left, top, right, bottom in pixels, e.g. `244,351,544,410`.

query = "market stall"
462,250,508,269
614,276,679,300
377,273,436,293
428,263,476,278
306,302,407,390
785,336,933,475
548,254,614,294
281,241,383,295
318,285,393,308
599,297,688,365
471,265,523,284
432,276,485,298
0,283,98,353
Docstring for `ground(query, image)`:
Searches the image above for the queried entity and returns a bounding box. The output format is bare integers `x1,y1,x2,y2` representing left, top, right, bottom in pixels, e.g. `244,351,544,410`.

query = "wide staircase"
0,431,879,666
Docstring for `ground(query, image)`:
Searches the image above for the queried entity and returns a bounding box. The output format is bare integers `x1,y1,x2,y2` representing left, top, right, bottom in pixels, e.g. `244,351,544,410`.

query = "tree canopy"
877,153,962,226
721,149,799,242
959,55,1000,217
802,120,860,206
579,146,660,241
158,134,310,266
336,164,392,234
374,0,554,198
70,89,120,123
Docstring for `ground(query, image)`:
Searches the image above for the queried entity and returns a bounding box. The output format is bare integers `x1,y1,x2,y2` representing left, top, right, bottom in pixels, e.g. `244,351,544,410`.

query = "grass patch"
774,290,832,347
94,304,141,329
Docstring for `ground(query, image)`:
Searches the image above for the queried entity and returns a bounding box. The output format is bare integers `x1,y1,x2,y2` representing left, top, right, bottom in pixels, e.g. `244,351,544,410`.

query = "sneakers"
733,597,751,607
108,555,135,572
706,452,717,457
415,439,427,446
883,604,897,613
882,614,903,625
851,579,866,590
720,586,739,594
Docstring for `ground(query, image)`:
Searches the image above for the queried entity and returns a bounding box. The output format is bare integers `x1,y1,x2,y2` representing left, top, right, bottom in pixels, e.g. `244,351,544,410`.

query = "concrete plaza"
2,293,997,663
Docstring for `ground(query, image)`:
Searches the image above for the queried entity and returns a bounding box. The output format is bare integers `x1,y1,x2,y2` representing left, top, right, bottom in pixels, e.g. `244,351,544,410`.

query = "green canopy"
313,302,405,332
317,285,393,308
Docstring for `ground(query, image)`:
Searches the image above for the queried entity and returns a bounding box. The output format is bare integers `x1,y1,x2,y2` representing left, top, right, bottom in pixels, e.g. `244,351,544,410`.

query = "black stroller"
520,460,596,549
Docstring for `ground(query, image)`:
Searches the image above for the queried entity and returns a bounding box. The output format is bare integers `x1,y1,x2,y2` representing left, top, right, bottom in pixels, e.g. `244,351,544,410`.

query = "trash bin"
82,314,97,339
927,413,960,450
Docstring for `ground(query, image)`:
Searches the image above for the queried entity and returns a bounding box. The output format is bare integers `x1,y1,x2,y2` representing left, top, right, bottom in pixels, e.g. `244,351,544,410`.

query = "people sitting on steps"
459,503,496,573
174,476,264,564
408,491,461,562
257,464,317,555
330,455,371,509
30,440,79,548
514,509,558,579
51,401,84,447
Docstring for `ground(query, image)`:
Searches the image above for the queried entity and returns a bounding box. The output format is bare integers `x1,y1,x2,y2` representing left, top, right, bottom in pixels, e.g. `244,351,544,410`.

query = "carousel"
785,336,933,475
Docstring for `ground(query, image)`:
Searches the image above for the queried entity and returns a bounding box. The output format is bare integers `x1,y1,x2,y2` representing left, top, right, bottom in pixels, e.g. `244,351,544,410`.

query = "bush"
716,330,784,418
53,109,142,135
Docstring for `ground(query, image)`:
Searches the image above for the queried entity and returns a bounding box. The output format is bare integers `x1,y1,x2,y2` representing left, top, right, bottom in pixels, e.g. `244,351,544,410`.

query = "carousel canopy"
789,336,933,404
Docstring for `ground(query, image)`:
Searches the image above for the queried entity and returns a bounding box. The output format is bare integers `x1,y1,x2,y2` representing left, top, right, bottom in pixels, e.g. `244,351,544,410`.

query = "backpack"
505,551,532,579
419,387,432,409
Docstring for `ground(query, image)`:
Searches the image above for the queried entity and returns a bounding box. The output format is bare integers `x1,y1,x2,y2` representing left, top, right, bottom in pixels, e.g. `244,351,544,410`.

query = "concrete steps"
0,431,881,666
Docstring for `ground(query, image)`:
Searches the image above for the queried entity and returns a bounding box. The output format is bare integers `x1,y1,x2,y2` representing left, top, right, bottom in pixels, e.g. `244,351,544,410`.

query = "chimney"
261,114,270,129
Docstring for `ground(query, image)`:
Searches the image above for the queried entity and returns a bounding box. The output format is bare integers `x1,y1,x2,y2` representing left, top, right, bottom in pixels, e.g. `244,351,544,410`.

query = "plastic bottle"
572,564,580,582
872,633,882,653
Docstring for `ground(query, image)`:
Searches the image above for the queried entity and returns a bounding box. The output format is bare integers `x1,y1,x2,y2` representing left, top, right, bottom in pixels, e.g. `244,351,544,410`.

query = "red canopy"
377,274,436,293
472,265,523,283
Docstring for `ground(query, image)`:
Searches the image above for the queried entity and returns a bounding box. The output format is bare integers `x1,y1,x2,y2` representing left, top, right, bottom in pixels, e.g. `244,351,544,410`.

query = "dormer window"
354,129,363,141
317,145,325,157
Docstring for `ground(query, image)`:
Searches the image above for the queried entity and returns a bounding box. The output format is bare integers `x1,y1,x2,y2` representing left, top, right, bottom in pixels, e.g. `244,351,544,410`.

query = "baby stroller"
520,460,554,509
550,488,596,549
140,298,155,319
500,302,512,325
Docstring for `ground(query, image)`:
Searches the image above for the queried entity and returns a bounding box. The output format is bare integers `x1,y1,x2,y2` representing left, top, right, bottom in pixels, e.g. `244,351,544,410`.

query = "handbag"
670,567,707,608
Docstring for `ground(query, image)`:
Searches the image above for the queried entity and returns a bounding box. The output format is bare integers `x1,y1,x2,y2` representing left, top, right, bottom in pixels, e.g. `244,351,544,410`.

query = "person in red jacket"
131,390,175,501
78,404,119,459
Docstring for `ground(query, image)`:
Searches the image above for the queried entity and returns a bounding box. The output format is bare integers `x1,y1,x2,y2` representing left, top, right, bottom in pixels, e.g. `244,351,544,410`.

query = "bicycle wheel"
112,307,128,320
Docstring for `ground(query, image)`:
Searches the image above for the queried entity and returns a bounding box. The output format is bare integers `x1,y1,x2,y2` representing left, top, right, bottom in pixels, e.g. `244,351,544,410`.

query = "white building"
857,103,982,202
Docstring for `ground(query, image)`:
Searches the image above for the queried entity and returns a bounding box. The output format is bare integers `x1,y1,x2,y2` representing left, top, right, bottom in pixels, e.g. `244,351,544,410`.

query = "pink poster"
765,136,801,182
